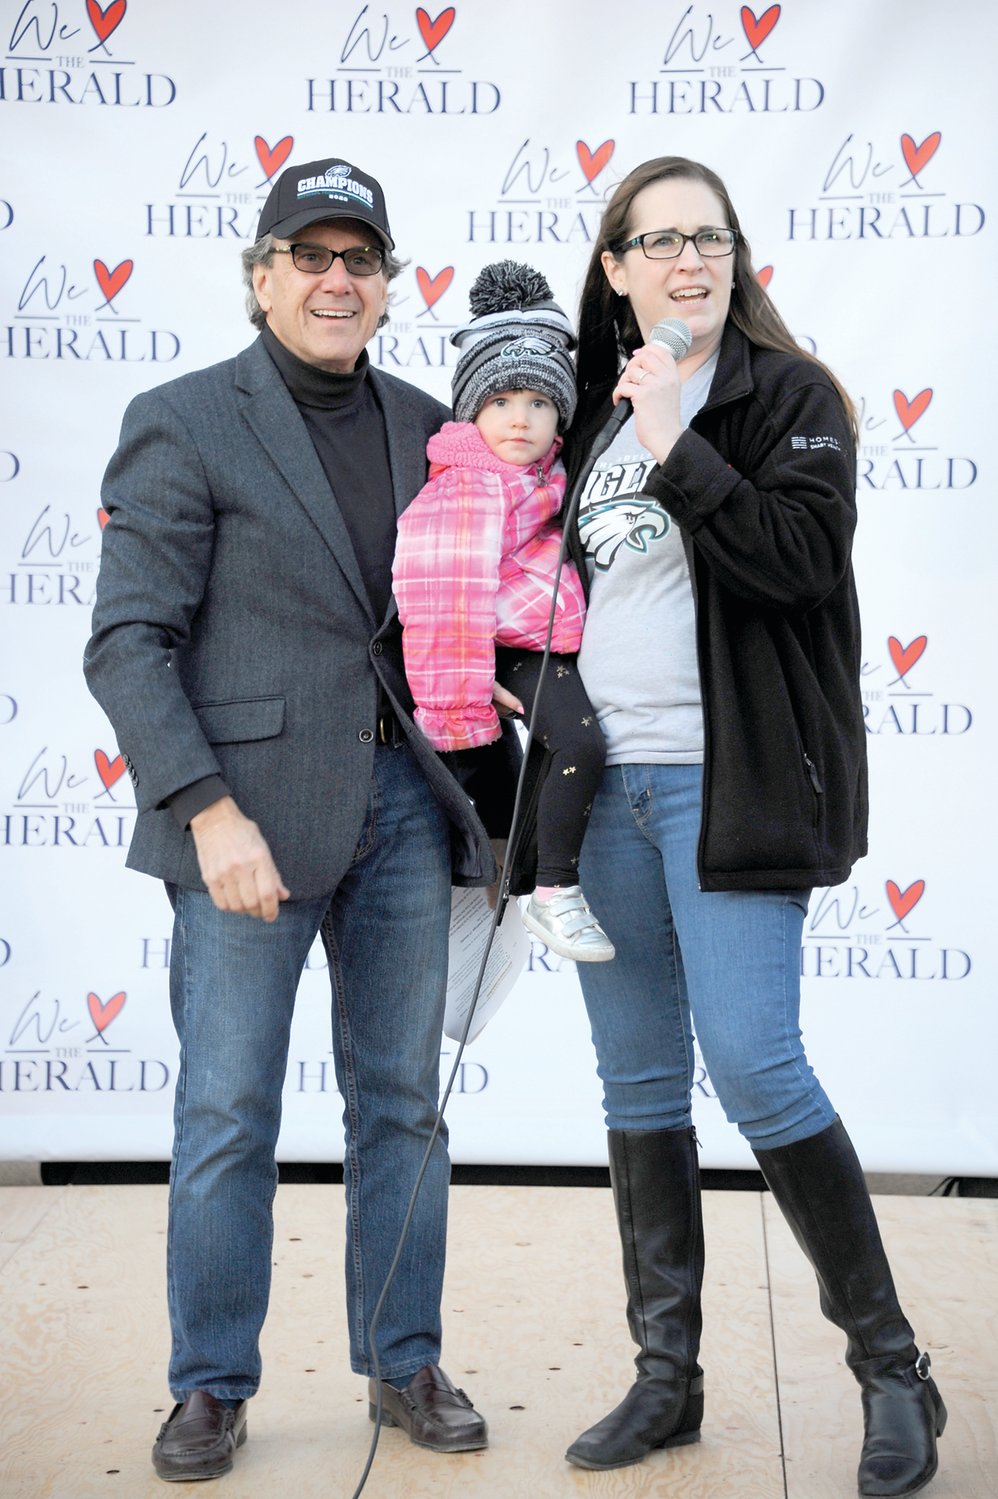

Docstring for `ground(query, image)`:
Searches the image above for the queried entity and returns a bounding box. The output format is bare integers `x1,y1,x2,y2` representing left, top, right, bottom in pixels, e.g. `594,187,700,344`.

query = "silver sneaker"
522,886,615,963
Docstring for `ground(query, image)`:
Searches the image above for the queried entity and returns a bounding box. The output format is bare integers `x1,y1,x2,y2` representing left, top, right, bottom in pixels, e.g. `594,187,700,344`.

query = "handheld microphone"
589,317,693,460
648,316,694,359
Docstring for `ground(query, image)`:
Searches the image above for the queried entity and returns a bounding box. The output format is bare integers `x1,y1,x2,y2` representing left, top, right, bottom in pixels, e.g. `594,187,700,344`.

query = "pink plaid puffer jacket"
392,420,587,750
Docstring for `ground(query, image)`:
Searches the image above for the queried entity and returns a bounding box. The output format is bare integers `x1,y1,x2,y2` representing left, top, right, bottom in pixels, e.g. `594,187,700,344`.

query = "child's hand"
492,680,524,718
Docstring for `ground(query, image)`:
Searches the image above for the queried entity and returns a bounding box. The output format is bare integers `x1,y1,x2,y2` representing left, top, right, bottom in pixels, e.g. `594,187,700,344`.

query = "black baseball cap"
256,159,394,248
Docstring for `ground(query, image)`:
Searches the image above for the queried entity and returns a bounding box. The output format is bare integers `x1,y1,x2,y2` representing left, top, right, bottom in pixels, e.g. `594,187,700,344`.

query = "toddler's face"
474,389,558,466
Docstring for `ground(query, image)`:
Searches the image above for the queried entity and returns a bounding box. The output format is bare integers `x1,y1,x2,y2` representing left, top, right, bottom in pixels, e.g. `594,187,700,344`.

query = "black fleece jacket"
563,320,868,892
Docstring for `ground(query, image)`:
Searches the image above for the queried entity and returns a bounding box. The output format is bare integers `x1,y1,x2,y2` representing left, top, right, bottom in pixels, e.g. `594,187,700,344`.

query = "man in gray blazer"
84,158,507,1482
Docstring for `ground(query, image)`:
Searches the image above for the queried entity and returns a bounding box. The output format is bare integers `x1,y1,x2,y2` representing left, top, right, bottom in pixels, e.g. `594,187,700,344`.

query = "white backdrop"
1,0,995,1174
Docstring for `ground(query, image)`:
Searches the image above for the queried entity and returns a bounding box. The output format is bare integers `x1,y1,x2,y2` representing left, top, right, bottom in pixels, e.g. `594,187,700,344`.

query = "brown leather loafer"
152,1390,248,1481
369,1364,488,1452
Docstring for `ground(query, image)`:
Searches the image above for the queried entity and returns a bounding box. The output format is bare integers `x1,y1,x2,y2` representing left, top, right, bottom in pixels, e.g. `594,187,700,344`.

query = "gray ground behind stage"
1,1170,994,1498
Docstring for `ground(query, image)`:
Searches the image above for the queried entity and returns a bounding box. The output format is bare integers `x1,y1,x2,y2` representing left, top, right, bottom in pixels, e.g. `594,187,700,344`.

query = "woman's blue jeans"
164,745,453,1401
577,763,837,1147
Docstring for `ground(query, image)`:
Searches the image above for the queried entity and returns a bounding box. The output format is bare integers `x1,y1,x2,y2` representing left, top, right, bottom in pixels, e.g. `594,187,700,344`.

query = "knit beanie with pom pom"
450,260,577,428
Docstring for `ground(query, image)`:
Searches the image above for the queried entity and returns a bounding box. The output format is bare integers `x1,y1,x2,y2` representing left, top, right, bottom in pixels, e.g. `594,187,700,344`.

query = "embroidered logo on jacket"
790,433,842,451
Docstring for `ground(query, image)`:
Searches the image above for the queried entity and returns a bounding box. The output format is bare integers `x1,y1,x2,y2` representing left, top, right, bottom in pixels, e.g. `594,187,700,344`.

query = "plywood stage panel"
0,1183,993,1498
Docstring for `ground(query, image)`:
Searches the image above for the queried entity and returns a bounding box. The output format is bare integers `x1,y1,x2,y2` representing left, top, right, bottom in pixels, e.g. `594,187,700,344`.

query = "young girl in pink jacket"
393,261,613,962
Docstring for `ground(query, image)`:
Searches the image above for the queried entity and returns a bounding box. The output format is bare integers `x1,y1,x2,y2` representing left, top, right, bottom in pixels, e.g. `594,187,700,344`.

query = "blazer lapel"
370,368,428,523
235,339,375,622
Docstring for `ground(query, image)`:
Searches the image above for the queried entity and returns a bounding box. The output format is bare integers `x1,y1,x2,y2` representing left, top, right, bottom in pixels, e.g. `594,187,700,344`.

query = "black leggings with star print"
495,646,606,887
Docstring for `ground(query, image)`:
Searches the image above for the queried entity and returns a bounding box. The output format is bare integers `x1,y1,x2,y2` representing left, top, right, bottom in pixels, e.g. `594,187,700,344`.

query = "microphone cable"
349,428,607,1499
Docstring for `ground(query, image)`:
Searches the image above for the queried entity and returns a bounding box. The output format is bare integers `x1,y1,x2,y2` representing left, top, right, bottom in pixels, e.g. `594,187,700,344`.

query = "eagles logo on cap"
501,336,558,358
256,158,394,249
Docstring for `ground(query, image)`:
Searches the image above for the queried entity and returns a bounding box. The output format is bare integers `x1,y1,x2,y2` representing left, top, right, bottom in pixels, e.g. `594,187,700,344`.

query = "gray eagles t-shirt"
576,354,718,764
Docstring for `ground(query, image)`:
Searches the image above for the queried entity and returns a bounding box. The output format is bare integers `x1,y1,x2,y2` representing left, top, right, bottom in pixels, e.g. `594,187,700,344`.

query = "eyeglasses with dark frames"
272,242,385,276
617,228,739,260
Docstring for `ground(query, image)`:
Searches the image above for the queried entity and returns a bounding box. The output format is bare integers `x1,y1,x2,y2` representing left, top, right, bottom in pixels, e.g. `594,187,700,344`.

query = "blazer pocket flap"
194,696,286,745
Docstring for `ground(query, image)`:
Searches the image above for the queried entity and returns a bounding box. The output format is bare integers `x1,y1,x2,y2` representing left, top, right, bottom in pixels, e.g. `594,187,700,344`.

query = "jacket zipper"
803,752,823,794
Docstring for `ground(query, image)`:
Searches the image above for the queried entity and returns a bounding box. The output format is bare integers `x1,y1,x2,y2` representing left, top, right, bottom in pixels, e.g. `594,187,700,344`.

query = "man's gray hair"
241,233,405,331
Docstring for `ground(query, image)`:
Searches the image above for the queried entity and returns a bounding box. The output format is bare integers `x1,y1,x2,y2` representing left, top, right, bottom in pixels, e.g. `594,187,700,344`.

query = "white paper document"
443,887,530,1044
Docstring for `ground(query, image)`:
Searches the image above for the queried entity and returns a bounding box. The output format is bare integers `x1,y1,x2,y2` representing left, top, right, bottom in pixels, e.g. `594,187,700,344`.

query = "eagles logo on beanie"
450,261,577,428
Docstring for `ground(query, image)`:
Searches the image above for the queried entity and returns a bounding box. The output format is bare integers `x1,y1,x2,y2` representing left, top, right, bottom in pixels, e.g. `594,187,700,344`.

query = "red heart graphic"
756,265,774,289
86,0,127,44
94,259,133,306
95,749,125,789
893,388,932,433
88,991,126,1034
97,507,110,530
885,879,925,924
901,132,941,181
416,266,454,311
741,4,781,51
887,635,927,680
416,6,455,53
576,140,615,185
255,135,294,181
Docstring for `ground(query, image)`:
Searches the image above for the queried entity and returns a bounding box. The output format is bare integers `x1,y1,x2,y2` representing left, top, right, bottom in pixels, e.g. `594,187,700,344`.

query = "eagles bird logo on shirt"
579,497,671,571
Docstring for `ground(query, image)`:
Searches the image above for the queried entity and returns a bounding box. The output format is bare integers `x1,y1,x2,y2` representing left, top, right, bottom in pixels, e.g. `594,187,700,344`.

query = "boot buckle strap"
914,1350,931,1381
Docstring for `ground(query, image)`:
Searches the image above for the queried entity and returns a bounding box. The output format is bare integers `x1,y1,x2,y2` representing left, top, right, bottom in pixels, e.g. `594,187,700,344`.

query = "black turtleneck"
260,324,396,623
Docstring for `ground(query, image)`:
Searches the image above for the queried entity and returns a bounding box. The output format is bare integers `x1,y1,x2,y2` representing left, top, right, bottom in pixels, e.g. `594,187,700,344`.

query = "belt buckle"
377,713,401,746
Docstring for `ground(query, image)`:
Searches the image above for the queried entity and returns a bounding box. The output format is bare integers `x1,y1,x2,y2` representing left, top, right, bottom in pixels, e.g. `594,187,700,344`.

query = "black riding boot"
565,1126,705,1470
753,1118,946,1498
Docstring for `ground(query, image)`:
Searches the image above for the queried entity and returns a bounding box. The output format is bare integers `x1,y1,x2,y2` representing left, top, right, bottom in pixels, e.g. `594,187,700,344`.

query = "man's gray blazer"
84,336,504,897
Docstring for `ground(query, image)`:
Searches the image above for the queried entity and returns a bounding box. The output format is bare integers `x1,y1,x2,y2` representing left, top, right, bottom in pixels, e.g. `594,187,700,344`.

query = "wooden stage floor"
1,1182,995,1498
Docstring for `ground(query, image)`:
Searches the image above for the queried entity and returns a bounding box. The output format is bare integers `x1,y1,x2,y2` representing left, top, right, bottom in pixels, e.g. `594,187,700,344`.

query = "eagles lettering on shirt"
578,452,671,572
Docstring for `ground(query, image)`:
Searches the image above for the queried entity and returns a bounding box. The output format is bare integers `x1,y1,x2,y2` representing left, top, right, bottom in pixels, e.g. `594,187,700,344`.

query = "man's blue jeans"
577,763,837,1147
165,745,453,1401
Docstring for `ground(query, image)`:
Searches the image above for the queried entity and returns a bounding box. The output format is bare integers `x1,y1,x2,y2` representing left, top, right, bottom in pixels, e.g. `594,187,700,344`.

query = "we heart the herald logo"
885,879,925,926
86,0,127,45
416,7,455,56
416,266,454,312
94,259,133,307
900,131,941,182
741,4,781,52
887,635,927,682
88,991,127,1034
95,749,125,790
255,135,294,181
893,388,932,434
577,140,614,185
